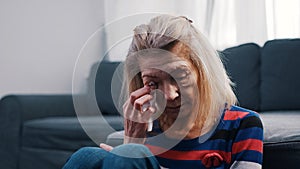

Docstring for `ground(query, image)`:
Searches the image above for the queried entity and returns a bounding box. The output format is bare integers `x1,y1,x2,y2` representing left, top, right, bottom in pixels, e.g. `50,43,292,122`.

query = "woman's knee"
102,144,160,169
63,147,109,169
111,143,153,158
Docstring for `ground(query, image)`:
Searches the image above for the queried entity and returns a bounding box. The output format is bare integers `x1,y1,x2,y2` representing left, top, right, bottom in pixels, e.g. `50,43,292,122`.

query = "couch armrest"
0,94,76,169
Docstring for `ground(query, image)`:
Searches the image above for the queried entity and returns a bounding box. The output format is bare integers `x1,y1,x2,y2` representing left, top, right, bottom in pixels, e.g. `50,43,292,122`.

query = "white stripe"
230,161,262,169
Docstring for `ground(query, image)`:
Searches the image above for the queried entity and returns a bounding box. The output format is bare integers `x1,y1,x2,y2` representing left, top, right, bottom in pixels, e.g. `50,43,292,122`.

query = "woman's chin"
164,106,190,119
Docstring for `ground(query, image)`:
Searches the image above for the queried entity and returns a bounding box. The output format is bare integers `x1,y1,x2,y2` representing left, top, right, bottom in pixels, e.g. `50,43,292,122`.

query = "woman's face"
138,53,199,123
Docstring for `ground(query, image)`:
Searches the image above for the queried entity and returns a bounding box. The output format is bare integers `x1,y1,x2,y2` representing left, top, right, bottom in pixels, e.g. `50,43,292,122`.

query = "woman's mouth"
166,105,181,109
165,104,181,113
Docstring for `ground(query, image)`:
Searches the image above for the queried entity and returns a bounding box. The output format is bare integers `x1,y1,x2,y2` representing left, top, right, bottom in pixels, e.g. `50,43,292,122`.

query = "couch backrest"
90,39,300,114
260,39,300,111
222,43,261,111
89,61,123,115
223,39,300,112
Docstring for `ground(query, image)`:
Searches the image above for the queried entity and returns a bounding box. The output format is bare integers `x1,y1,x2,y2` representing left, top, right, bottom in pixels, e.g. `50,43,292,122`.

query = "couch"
0,62,124,169
1,39,299,169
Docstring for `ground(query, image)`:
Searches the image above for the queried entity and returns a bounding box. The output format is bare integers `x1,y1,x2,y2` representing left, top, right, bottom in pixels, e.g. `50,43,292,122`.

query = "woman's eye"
175,75,191,87
177,75,186,80
147,81,158,89
174,74,187,82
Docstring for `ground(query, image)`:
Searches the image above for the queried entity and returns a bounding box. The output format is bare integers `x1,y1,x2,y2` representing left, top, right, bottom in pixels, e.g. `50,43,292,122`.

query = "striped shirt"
145,105,263,169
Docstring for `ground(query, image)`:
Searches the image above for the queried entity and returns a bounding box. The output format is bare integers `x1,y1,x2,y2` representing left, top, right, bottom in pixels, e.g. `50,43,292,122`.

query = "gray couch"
1,39,299,169
0,62,124,169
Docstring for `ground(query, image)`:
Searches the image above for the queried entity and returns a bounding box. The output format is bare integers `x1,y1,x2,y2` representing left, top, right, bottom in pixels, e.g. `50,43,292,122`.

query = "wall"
0,0,105,99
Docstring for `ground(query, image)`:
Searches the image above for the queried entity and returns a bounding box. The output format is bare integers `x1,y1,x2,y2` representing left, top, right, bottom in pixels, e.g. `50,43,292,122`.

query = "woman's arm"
123,86,155,144
230,113,263,169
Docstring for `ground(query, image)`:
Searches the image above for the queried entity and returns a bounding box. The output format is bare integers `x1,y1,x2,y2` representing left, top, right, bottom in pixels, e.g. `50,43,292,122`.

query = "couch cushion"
260,111,300,143
19,147,72,169
260,111,300,169
22,116,123,151
261,39,300,111
222,43,261,111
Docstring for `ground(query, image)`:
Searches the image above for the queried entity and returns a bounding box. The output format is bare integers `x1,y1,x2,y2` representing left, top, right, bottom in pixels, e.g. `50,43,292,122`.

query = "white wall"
104,0,207,61
0,0,105,99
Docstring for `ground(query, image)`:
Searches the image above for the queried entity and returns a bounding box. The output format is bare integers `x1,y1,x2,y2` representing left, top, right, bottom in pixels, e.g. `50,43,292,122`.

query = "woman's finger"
130,105,156,124
129,86,150,105
133,94,153,112
99,143,113,151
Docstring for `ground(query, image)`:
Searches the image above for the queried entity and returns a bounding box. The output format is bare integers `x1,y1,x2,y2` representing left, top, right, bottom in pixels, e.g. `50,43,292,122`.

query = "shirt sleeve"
230,113,264,169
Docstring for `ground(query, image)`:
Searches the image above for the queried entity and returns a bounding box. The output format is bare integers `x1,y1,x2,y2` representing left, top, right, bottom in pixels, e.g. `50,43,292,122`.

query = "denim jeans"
62,143,161,169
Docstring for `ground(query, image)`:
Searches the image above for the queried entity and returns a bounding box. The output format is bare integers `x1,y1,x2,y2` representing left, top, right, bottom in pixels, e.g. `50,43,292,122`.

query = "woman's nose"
163,83,179,101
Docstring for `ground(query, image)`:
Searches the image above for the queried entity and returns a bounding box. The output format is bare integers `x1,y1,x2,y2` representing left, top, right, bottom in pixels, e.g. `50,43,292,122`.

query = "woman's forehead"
141,66,182,74
139,58,191,74
138,50,191,68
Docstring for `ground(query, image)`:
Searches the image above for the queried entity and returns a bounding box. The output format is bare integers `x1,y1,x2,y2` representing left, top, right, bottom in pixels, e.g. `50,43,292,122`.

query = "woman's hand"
123,86,156,144
99,143,113,151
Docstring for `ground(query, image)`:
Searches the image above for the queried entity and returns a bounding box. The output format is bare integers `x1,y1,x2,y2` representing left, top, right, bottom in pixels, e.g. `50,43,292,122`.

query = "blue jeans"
62,143,161,169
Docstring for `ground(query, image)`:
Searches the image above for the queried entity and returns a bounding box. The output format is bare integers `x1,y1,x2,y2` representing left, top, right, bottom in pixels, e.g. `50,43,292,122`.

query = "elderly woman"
63,15,263,169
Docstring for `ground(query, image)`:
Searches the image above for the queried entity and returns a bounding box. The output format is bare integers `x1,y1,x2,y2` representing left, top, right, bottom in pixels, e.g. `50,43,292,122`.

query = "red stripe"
145,144,231,163
232,139,263,154
224,110,249,120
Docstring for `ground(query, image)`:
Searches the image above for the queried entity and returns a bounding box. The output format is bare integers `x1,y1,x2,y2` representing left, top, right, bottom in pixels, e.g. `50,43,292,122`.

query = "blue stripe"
230,105,257,115
156,156,203,169
234,127,264,142
172,139,233,152
157,156,231,169
217,118,241,130
232,150,263,164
